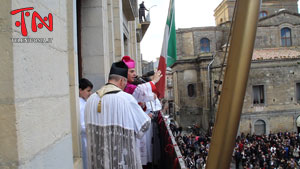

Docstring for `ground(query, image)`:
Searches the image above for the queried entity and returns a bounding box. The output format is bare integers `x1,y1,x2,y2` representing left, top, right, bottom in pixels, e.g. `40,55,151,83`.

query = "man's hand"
152,70,163,84
148,113,153,119
153,93,157,99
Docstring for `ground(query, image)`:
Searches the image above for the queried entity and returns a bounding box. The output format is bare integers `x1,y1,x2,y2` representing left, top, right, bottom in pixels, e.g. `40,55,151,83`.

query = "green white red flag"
156,0,177,99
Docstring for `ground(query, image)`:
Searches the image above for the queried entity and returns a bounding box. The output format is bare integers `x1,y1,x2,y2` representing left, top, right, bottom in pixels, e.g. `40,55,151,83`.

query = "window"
281,27,292,47
200,38,210,53
187,84,196,97
254,120,266,135
259,11,267,18
253,85,265,105
296,83,300,102
124,34,129,55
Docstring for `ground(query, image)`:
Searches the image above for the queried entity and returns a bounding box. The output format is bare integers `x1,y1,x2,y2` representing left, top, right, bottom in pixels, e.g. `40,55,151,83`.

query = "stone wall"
255,26,280,48
172,59,213,129
214,0,236,25
0,0,74,168
176,27,227,58
176,31,194,59
243,60,300,113
192,27,222,56
261,0,298,14
173,62,202,127
239,110,299,134
238,59,300,134
259,12,300,26
256,13,300,48
0,1,18,168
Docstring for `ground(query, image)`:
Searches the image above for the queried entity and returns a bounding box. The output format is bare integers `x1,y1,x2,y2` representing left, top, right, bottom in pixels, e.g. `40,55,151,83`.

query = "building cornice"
170,55,213,68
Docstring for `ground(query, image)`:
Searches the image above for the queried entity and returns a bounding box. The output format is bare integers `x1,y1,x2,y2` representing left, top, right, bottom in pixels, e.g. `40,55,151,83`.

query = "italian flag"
156,0,177,99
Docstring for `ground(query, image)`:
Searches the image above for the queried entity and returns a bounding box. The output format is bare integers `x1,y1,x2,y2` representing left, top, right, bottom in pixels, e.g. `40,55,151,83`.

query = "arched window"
200,38,210,53
254,120,266,135
187,84,196,97
281,27,292,47
259,11,267,18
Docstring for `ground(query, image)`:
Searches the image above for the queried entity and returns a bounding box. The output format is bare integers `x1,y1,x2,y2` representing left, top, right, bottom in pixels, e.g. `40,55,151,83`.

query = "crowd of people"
176,133,211,169
233,132,300,169
170,122,300,169
169,122,213,169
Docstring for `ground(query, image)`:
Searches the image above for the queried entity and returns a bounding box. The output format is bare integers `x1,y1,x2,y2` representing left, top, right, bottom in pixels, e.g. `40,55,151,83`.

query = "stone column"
113,0,124,61
81,0,110,90
108,0,116,66
200,61,210,130
69,0,82,168
0,1,18,168
0,0,74,168
129,21,141,74
136,43,142,75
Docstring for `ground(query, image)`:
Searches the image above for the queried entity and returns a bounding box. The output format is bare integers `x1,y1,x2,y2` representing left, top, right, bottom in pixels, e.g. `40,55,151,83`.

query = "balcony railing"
157,112,186,169
136,20,150,42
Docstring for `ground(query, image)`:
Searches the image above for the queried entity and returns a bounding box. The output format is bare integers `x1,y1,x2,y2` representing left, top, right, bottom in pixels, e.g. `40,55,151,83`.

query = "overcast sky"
139,0,300,62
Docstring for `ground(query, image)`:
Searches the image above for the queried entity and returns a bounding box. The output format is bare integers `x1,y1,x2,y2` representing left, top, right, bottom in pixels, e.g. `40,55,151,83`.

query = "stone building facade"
172,0,300,135
0,0,149,168
164,68,175,115
142,59,154,74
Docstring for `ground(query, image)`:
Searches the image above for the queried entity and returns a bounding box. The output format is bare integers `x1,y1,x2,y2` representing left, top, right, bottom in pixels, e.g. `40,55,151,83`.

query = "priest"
84,61,151,169
122,55,162,102
122,56,163,168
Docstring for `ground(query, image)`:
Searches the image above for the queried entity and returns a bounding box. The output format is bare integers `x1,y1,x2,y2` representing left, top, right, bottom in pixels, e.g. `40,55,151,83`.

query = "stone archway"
254,120,266,135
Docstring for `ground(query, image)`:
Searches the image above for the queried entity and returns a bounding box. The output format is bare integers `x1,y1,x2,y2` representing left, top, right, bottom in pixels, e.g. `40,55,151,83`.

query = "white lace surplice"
85,91,151,169
140,99,162,165
132,82,155,102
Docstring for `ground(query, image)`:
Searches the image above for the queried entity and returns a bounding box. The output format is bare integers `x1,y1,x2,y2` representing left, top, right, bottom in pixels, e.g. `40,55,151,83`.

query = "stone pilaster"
81,0,110,90
0,0,74,168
